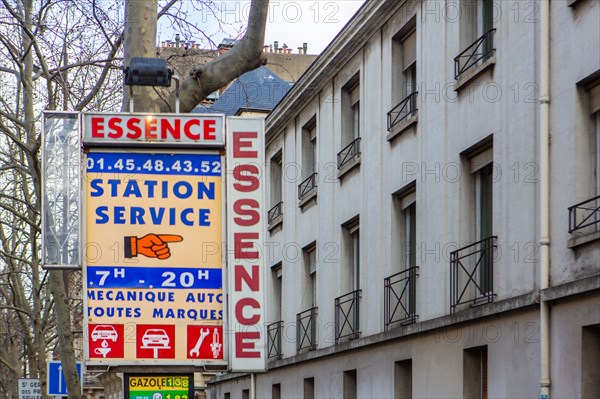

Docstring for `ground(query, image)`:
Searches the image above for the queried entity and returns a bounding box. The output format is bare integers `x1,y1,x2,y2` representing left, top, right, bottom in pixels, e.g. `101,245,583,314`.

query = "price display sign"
124,374,193,399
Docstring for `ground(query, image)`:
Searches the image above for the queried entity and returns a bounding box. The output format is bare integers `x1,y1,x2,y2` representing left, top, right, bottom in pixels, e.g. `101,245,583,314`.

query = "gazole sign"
42,111,266,371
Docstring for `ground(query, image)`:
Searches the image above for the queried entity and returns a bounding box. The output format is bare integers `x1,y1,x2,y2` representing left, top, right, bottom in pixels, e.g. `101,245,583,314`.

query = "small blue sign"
47,361,82,396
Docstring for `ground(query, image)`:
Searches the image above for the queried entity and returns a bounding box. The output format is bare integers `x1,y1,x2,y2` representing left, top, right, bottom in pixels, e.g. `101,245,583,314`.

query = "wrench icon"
189,328,209,357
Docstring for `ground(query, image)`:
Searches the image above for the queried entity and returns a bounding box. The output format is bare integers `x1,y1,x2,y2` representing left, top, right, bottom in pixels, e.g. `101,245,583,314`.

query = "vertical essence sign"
226,117,266,371
83,114,226,366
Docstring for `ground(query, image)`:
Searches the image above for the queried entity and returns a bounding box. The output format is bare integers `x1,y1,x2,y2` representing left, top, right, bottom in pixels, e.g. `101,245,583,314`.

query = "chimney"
190,41,196,49
166,40,171,47
175,34,180,48
298,47,303,54
303,42,307,54
274,41,279,52
263,45,269,53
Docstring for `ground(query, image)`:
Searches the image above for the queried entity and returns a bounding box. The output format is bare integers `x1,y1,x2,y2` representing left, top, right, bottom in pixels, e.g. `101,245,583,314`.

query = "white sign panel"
226,117,266,372
83,113,225,147
18,378,41,399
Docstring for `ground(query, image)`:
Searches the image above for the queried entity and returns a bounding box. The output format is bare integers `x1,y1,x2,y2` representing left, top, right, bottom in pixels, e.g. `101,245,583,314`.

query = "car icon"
91,325,118,342
142,329,170,347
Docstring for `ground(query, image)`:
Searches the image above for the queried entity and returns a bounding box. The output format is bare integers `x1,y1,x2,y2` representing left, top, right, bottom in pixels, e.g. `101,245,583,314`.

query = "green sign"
125,374,193,399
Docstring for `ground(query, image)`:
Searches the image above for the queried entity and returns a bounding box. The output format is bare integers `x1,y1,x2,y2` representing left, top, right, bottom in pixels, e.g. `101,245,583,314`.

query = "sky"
158,1,366,54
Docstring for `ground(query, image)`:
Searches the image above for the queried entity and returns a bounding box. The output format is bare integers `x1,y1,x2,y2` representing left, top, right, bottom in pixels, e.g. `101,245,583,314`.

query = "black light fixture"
124,57,173,87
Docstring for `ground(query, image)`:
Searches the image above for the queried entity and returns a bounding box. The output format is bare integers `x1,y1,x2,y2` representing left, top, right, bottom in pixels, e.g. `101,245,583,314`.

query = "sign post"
18,378,41,399
47,361,82,397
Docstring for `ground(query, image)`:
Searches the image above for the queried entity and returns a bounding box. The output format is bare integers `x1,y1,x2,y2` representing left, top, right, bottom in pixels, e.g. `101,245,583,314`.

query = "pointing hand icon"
124,234,183,260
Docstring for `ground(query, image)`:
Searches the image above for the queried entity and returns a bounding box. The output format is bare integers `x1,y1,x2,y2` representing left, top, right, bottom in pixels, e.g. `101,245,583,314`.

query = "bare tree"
0,1,269,398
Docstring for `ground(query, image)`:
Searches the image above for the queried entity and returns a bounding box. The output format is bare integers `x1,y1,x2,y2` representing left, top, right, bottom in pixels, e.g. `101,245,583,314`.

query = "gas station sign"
83,114,226,366
124,374,193,399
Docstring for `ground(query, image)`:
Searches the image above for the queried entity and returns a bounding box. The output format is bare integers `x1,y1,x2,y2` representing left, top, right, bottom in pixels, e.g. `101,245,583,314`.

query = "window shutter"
402,30,416,71
400,191,416,210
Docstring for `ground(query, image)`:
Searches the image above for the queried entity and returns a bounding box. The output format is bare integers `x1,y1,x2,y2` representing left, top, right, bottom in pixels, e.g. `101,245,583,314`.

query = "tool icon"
210,328,222,358
189,328,209,357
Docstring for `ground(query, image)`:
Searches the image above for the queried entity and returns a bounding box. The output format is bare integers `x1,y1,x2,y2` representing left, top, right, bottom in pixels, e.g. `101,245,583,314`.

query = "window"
456,0,496,79
396,190,417,271
463,346,488,399
336,218,361,342
272,264,282,322
389,23,417,131
339,74,361,169
303,244,317,309
272,383,281,399
304,377,315,399
473,158,494,295
242,389,249,399
582,325,600,398
592,83,600,197
343,369,357,399
343,221,360,293
299,118,318,201
270,151,283,207
394,359,412,399
224,393,230,399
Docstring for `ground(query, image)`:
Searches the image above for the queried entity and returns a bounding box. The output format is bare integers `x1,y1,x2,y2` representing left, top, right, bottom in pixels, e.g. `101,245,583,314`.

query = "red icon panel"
136,324,175,359
88,324,124,358
187,325,223,359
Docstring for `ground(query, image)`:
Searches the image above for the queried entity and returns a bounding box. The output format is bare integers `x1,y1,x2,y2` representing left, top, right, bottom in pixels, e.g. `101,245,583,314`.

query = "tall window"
302,119,317,180
592,83,600,196
304,377,315,399
343,369,357,399
461,0,494,48
342,75,360,147
394,359,413,399
272,264,282,322
472,149,494,294
303,244,317,309
390,23,417,130
270,151,283,208
344,222,360,293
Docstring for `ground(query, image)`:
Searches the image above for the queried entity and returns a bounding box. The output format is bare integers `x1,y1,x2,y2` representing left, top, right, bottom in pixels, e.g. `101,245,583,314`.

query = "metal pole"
250,373,256,399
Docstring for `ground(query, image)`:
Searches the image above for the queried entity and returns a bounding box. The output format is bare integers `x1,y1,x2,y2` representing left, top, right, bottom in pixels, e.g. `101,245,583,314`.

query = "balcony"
296,307,318,353
267,321,283,359
454,28,496,81
298,173,318,204
450,236,497,314
569,195,600,234
267,201,283,228
337,137,361,171
335,289,361,343
387,91,418,132
384,266,419,331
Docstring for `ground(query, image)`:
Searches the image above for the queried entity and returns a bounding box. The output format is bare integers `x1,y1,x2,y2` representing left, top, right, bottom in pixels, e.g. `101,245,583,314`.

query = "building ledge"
268,216,283,233
454,54,496,92
387,114,417,142
299,188,318,209
567,230,600,248
337,155,361,179
541,274,600,302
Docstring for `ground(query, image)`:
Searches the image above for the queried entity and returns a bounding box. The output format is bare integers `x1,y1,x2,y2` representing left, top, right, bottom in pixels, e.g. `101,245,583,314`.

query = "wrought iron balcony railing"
298,173,318,200
384,266,419,331
335,289,361,343
387,91,418,131
296,307,318,353
267,320,283,359
268,201,283,225
568,195,600,233
337,137,361,169
450,236,497,314
454,29,496,80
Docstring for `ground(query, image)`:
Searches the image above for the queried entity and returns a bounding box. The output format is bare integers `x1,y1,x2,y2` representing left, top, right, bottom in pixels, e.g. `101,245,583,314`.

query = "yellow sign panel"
84,151,224,364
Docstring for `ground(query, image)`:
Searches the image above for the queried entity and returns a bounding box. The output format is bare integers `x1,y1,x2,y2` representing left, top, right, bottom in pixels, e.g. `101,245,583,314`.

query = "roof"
193,66,293,116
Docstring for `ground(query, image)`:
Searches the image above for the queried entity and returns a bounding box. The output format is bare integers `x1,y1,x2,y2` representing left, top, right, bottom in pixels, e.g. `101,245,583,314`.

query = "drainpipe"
539,1,551,398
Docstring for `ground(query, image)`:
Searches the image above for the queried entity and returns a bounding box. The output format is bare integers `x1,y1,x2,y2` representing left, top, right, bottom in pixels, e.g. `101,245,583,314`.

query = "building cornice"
265,0,406,141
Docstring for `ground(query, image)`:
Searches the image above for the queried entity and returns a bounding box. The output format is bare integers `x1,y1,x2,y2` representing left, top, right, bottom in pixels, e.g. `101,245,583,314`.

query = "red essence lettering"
204,119,216,139
145,117,158,139
107,117,123,138
233,165,260,192
235,298,261,325
234,265,260,291
233,131,258,158
91,117,104,138
235,331,261,358
184,119,201,140
126,118,142,139
233,199,260,226
234,232,259,259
